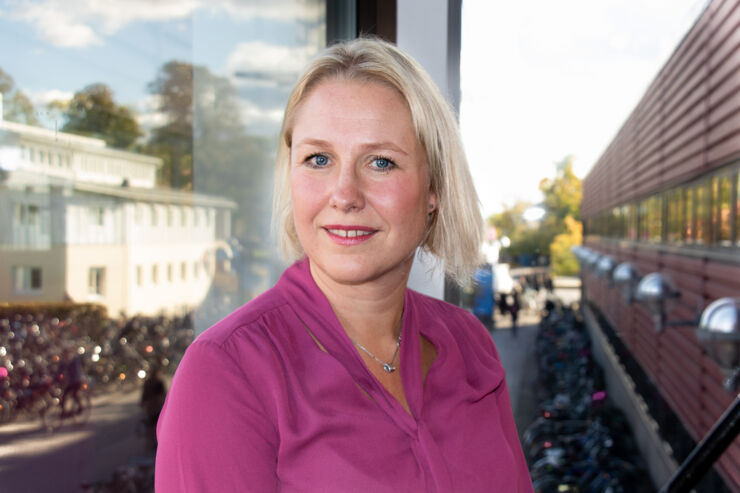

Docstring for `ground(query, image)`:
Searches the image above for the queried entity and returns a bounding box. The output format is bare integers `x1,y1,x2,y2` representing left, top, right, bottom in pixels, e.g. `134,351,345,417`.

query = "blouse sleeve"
155,339,279,492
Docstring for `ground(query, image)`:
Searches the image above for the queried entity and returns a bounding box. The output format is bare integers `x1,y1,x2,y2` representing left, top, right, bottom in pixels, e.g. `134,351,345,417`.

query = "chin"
312,254,415,287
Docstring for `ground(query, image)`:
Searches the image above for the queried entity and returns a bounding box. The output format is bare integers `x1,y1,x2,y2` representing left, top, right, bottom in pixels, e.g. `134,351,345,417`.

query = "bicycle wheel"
71,391,92,426
42,396,64,432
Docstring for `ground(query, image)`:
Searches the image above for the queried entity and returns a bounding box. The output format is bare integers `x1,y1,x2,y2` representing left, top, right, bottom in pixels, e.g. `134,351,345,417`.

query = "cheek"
371,178,429,227
291,173,325,220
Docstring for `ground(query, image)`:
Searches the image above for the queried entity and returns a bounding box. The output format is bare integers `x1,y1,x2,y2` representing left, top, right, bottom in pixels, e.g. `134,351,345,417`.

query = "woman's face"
290,79,436,287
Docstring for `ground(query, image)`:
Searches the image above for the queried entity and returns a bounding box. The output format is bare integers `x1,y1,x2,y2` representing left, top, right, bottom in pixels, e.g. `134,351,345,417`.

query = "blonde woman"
156,38,533,492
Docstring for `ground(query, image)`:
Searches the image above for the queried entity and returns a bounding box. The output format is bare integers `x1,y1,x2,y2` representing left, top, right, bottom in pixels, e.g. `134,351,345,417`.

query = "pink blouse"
155,259,533,492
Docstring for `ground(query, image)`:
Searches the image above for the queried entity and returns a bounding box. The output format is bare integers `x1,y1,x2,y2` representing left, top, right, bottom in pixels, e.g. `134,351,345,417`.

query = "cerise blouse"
155,258,533,492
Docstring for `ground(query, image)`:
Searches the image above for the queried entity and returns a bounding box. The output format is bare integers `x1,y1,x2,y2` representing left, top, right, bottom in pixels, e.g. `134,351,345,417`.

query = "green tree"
540,155,583,269
62,83,142,149
539,155,582,228
550,215,582,275
146,60,273,242
489,156,583,265
0,67,39,125
146,61,194,190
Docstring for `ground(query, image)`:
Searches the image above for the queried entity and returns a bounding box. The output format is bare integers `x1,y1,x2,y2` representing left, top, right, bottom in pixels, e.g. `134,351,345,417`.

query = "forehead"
291,79,417,144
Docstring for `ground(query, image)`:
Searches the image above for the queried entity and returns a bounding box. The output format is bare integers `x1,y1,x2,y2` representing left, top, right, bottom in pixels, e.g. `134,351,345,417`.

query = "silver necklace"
351,333,402,373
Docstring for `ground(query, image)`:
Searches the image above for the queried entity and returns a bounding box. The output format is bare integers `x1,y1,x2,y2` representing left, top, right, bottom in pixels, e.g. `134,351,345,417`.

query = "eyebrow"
293,138,409,156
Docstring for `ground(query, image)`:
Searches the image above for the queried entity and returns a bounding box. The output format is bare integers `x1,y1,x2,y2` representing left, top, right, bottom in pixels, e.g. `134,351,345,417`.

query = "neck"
308,260,410,344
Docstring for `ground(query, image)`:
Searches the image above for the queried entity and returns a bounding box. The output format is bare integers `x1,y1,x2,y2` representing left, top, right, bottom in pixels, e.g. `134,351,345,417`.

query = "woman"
156,38,533,492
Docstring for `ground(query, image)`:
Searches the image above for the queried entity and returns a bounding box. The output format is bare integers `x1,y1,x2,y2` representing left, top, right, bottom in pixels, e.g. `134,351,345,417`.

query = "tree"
146,60,274,242
146,61,194,190
0,67,39,125
550,215,582,276
62,83,142,149
539,155,582,228
488,156,583,266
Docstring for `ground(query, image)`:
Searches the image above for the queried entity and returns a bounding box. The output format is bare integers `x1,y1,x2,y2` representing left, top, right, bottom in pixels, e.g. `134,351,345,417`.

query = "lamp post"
628,283,740,493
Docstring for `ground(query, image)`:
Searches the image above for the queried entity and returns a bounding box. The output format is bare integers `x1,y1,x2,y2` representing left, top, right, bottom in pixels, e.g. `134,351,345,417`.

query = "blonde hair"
273,37,483,283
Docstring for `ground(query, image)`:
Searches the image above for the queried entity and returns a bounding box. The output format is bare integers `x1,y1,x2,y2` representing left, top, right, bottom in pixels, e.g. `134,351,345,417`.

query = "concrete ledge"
583,304,678,488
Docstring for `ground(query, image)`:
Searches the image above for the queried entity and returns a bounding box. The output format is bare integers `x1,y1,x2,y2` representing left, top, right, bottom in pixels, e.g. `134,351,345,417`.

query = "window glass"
714,175,732,246
666,189,683,244
684,187,695,244
88,267,105,295
638,199,649,241
647,196,662,242
736,173,740,247
13,266,42,292
695,181,710,245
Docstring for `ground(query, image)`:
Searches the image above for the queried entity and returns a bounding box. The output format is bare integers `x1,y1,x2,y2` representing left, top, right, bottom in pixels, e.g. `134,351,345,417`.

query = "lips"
323,225,377,244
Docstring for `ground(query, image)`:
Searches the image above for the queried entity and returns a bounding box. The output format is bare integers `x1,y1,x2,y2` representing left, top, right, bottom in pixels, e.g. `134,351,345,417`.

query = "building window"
151,205,158,227
193,261,199,279
152,265,159,284
14,203,39,226
89,206,105,226
135,204,144,225
88,267,105,295
695,181,710,245
13,266,42,292
736,173,740,247
136,266,143,286
684,187,695,244
181,207,187,227
181,262,187,280
714,175,732,246
167,207,174,227
666,189,683,244
167,263,173,282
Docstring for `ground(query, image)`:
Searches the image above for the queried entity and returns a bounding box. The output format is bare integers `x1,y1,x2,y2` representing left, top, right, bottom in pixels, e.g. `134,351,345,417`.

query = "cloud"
239,99,284,133
5,0,323,49
227,41,319,82
26,88,74,106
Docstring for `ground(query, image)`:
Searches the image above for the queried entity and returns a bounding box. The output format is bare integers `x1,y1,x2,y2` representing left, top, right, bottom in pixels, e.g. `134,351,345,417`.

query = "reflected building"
0,106,236,317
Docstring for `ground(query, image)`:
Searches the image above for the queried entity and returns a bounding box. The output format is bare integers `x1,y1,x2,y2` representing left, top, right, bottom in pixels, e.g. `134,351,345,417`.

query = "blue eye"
373,157,394,170
309,154,328,167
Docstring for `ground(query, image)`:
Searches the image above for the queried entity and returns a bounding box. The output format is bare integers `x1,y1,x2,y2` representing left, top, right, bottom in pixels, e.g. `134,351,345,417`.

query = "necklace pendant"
383,363,395,373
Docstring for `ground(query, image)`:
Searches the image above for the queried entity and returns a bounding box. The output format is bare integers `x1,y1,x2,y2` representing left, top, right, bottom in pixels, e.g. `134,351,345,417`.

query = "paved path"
488,310,540,438
0,386,153,493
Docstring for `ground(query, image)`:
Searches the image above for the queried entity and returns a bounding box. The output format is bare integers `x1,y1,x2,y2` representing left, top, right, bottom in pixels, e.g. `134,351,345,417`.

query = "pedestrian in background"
156,37,533,492
510,289,521,337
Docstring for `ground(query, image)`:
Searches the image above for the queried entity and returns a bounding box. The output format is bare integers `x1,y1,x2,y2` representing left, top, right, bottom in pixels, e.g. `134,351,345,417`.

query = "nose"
329,165,365,212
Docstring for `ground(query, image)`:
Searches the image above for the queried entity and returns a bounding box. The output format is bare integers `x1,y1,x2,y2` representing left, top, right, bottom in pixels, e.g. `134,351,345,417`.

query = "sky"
0,0,710,218
460,0,709,217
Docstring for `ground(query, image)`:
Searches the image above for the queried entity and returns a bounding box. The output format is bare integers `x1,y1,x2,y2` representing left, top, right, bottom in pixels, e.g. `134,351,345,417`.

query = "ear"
427,190,438,214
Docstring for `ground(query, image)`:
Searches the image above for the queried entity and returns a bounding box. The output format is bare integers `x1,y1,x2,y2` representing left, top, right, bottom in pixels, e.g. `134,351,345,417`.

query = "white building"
0,106,236,317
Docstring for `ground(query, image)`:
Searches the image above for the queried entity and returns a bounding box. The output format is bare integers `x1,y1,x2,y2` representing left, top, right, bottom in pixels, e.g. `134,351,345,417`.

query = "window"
181,261,187,280
181,207,187,227
647,196,662,243
14,203,39,226
736,173,740,247
13,266,42,292
151,205,158,227
714,175,732,246
684,187,695,244
167,263,173,282
666,189,683,244
89,206,105,226
167,207,174,227
695,181,710,245
152,265,159,284
136,266,143,286
88,267,105,295
135,204,144,225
